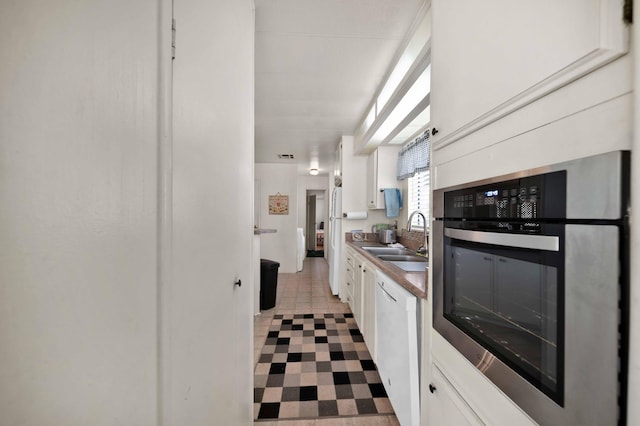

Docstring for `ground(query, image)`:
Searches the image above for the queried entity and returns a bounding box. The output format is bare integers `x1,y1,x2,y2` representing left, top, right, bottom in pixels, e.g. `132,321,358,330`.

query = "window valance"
396,130,430,180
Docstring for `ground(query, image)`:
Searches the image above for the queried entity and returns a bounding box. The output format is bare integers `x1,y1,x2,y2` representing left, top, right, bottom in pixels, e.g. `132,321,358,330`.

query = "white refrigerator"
328,187,342,295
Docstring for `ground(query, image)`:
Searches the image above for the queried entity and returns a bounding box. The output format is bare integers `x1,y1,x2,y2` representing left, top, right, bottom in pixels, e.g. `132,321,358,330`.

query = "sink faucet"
407,210,429,258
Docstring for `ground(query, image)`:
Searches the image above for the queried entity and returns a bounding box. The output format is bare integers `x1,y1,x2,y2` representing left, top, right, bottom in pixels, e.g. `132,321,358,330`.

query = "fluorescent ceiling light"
369,65,431,145
388,105,431,145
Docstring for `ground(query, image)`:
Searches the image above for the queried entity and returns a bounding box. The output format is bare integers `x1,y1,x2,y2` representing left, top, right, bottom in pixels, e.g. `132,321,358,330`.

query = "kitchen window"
408,169,430,229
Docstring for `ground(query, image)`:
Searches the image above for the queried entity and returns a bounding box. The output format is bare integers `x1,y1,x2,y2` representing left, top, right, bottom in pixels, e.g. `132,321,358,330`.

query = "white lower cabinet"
360,257,376,361
375,271,419,426
343,246,356,307
428,365,484,426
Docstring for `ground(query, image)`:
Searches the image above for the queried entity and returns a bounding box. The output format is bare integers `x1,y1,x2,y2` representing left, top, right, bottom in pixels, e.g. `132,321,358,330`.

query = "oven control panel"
443,171,566,221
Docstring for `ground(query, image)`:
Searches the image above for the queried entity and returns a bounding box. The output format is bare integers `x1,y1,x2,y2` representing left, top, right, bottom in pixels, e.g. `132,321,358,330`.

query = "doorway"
306,190,326,257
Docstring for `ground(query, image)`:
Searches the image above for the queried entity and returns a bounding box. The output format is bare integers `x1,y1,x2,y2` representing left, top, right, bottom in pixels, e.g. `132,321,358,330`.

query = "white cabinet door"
428,365,484,426
360,259,377,361
430,0,629,149
367,150,379,209
367,146,401,209
352,254,364,328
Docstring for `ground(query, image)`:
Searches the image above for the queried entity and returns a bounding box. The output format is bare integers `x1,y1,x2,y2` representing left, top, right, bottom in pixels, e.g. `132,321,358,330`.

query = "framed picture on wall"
269,193,289,215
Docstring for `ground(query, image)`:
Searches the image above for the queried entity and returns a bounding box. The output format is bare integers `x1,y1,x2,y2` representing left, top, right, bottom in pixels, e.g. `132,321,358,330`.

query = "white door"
170,0,254,424
307,194,317,251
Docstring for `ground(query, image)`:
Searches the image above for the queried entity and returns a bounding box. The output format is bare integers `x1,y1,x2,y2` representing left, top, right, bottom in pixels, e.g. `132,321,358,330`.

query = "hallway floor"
254,257,400,426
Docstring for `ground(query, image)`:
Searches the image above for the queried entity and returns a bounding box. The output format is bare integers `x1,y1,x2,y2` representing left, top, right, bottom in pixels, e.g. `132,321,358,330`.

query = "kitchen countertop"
347,241,428,299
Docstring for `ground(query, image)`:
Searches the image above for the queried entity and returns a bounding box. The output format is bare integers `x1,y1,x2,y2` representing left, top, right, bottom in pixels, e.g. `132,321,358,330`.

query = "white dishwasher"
375,270,419,426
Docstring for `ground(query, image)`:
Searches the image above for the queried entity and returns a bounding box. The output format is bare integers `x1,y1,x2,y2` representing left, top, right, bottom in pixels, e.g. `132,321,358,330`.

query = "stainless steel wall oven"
433,151,629,425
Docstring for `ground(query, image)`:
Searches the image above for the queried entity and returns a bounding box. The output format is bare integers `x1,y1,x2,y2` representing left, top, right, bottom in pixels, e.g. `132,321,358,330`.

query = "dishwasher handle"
377,281,397,302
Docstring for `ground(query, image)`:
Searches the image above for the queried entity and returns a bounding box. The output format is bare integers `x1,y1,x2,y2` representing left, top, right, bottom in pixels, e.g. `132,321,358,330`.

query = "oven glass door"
443,226,564,404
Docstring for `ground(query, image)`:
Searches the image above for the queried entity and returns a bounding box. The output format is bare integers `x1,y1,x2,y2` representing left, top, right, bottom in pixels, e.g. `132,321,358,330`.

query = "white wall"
0,1,255,425
0,1,159,424
341,136,369,233
256,163,299,272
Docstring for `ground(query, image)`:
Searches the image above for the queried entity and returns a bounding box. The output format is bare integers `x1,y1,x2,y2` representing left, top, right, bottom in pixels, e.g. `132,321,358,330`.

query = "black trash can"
260,259,280,310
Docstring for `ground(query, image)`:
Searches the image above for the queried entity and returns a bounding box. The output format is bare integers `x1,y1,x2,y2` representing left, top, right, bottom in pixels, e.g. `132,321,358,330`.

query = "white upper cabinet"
367,146,401,209
430,0,630,149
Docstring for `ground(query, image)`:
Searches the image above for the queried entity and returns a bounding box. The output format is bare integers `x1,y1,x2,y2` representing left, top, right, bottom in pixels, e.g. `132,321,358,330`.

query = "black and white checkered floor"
254,313,394,421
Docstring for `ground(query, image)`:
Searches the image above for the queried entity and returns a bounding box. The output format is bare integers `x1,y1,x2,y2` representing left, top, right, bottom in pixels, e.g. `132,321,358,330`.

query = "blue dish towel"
384,188,401,218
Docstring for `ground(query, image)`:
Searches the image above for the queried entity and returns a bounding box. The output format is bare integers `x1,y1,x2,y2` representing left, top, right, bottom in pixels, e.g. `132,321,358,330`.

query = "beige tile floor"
254,257,399,426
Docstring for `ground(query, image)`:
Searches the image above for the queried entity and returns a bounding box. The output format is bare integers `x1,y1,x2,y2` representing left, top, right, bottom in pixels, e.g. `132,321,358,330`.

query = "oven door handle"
444,228,560,251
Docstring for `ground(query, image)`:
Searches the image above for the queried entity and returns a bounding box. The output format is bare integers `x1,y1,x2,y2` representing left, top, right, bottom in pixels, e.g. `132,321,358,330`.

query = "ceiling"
254,0,427,175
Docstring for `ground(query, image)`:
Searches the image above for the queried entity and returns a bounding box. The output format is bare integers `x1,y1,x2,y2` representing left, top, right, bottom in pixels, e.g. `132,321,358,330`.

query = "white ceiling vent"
278,154,295,159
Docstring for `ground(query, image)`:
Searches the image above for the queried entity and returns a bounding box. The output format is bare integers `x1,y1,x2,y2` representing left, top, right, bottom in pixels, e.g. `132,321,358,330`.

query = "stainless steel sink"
377,254,428,262
386,261,429,272
360,245,428,272
362,247,413,255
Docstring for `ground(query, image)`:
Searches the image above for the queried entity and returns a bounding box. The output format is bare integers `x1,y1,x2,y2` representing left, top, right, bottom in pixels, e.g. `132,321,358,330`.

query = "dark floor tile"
344,313,354,318
275,344,289,353
276,337,290,345
303,330,315,337
282,319,293,325
369,382,388,398
318,400,339,416
332,371,351,385
334,384,354,399
301,352,316,362
349,328,362,336
335,317,346,323
360,359,376,371
314,322,326,330
348,371,367,384
274,314,283,319
327,329,339,336
259,353,273,364
315,336,328,344
269,363,286,374
287,352,302,362
316,361,332,372
330,351,345,361
265,374,284,388
299,385,318,401
324,313,335,318
257,402,280,419
303,314,314,318
328,343,342,352
267,331,279,338
355,398,377,414
254,387,264,403
281,386,300,401
292,324,303,330
343,351,359,360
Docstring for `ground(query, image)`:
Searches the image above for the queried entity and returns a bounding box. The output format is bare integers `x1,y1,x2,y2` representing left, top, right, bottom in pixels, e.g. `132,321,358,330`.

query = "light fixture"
309,168,319,175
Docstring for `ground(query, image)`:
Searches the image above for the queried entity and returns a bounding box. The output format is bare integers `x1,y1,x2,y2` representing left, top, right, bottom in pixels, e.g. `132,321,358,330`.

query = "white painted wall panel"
255,163,299,272
0,1,159,424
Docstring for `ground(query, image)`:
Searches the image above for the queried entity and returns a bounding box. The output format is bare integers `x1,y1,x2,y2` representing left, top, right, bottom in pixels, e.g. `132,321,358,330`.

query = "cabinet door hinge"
171,18,176,60
624,0,633,24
